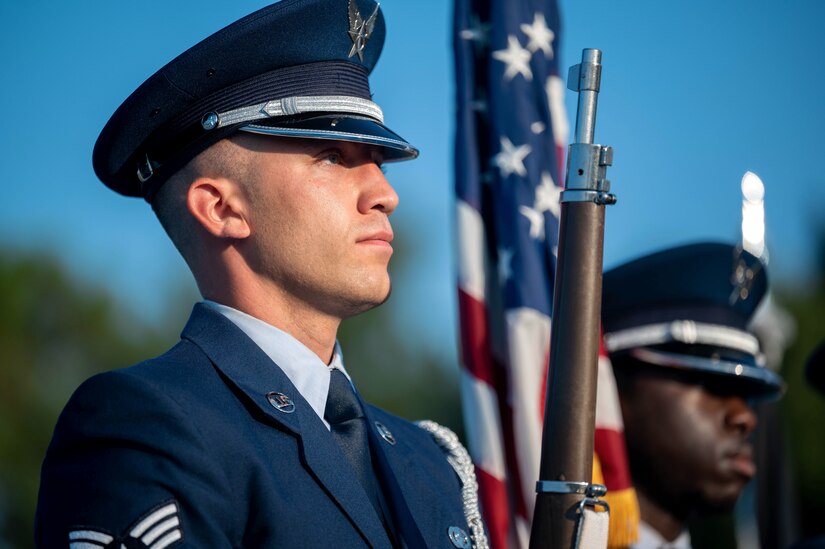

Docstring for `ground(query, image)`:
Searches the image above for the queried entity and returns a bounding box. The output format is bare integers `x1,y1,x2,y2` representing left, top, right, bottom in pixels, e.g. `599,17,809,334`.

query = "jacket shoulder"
36,339,240,547
416,420,488,549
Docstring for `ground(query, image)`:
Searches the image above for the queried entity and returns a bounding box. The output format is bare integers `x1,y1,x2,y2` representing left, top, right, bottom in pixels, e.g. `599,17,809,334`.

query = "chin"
696,484,746,515
381,277,393,301
340,278,392,317
362,272,392,302
366,279,393,308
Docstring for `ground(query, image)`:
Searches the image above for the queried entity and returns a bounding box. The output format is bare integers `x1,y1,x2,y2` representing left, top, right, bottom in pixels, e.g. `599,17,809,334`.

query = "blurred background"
2,0,824,547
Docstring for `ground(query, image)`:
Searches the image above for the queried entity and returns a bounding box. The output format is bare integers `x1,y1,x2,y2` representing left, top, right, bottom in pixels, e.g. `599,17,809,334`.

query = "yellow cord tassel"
592,453,640,549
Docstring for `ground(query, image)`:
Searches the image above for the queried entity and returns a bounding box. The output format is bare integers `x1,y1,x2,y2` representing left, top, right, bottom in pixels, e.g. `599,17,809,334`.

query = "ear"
186,177,251,240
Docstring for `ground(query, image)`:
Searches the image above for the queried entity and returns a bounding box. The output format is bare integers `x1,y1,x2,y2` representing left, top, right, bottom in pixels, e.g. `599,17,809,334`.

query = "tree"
0,250,177,547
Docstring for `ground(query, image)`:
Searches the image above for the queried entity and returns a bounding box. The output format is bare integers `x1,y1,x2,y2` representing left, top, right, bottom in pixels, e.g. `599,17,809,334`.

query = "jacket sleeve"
35,369,238,548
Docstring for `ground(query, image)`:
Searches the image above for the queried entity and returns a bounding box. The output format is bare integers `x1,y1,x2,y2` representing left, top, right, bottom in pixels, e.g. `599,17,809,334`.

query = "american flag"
454,0,566,546
454,1,638,547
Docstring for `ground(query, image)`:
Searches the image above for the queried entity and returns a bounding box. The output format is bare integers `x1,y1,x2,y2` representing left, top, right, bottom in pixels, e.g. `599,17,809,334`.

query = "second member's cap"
602,242,783,398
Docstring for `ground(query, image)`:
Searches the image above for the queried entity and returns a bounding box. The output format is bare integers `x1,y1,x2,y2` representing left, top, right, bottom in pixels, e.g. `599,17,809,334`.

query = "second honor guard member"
35,1,485,547
602,242,783,549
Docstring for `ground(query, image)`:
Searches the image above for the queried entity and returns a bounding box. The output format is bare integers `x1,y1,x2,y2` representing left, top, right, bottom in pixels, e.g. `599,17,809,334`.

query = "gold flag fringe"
592,453,640,549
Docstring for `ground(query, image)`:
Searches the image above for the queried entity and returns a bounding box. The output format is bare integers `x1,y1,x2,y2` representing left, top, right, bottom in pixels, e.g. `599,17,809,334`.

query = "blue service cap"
92,0,418,201
602,242,783,398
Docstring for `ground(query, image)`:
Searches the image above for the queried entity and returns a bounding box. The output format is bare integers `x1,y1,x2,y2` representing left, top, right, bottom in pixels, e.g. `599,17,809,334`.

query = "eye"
325,151,343,165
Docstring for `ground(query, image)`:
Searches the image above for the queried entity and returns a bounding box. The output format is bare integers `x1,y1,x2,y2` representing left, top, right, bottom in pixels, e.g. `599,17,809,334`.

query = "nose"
724,396,757,437
358,162,399,216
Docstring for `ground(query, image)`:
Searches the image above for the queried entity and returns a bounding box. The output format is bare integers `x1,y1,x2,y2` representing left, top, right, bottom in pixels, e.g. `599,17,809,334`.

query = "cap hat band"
204,94,384,130
604,320,760,356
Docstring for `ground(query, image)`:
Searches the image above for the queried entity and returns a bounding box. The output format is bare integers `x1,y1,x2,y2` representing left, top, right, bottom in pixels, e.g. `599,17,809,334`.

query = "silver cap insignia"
347,0,379,62
730,246,762,305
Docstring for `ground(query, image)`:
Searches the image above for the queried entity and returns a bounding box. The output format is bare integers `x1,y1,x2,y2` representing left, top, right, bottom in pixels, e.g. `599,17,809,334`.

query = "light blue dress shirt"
205,300,349,429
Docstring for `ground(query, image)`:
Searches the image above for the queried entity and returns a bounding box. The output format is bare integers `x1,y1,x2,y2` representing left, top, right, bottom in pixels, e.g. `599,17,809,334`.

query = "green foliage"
777,278,825,540
0,250,176,548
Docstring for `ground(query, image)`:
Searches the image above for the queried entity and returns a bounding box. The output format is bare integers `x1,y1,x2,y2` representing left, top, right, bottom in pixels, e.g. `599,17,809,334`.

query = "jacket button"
448,526,471,548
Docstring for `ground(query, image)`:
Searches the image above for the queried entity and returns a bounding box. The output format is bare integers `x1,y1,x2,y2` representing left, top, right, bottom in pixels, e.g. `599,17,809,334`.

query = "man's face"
236,135,398,320
619,368,758,519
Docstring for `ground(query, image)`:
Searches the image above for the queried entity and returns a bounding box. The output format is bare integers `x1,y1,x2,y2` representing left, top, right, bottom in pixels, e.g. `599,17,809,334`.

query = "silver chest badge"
348,0,379,62
266,391,296,413
374,421,396,445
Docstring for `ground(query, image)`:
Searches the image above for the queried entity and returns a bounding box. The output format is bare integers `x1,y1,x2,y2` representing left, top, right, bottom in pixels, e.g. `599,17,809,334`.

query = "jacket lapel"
366,421,427,548
363,402,467,549
180,304,392,548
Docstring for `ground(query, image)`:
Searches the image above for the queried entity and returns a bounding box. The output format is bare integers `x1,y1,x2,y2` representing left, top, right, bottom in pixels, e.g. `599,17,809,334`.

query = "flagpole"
530,48,614,548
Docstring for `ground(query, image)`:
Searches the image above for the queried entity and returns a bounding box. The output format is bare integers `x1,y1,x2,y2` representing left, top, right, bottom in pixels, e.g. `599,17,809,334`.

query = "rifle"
529,48,615,548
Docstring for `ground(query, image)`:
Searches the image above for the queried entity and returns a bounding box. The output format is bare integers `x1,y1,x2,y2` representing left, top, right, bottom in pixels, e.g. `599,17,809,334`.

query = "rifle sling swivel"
535,480,607,498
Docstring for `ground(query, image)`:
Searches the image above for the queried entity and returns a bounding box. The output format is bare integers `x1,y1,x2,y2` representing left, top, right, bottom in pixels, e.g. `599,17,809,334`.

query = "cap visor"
239,115,418,161
629,347,785,400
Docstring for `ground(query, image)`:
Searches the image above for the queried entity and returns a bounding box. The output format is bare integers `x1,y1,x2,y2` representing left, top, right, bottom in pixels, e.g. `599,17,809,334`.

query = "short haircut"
151,137,255,263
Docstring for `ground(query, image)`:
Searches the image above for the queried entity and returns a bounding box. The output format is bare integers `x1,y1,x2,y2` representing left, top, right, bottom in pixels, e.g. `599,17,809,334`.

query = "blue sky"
2,0,824,360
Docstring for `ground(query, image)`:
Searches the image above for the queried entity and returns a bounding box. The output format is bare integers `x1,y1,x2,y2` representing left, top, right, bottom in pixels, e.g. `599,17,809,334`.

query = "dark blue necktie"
325,368,395,541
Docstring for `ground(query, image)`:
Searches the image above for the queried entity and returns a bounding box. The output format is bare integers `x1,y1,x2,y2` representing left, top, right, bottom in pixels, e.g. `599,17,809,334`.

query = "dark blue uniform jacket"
36,304,469,548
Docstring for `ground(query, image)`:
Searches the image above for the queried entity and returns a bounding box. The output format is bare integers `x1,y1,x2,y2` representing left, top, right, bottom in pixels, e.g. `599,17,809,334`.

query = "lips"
357,229,394,245
725,447,756,479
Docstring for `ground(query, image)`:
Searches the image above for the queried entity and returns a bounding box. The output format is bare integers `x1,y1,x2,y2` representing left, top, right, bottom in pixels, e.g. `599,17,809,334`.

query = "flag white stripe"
596,355,624,431
460,369,507,480
130,503,177,537
69,543,106,549
515,515,532,549
506,307,552,520
546,75,569,149
457,200,487,302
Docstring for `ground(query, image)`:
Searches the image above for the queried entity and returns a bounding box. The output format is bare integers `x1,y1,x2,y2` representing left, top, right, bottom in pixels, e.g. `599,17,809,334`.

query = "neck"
636,489,686,542
198,264,340,364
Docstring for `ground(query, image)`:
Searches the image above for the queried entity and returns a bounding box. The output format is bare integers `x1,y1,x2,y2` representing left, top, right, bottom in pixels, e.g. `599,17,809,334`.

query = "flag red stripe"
499,398,529,522
475,466,512,549
555,144,565,187
459,284,534,539
594,427,633,491
457,289,496,386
